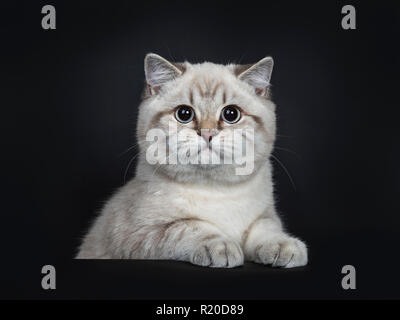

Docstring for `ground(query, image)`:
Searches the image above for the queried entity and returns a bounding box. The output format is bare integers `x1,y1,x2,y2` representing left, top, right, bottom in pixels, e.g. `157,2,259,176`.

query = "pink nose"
200,130,216,143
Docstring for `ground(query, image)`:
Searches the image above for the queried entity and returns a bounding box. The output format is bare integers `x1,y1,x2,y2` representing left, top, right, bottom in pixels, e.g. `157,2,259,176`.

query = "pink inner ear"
148,84,160,95
255,87,270,97
255,88,264,95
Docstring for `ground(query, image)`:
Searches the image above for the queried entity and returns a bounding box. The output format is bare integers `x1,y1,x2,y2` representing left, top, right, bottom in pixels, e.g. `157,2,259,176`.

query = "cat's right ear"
144,53,183,95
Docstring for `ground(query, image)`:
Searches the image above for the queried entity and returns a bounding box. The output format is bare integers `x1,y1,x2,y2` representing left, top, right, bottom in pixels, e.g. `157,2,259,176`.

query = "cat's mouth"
196,146,221,165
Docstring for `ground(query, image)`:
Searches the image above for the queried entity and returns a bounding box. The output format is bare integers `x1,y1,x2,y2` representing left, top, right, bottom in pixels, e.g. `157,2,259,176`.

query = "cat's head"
136,53,276,183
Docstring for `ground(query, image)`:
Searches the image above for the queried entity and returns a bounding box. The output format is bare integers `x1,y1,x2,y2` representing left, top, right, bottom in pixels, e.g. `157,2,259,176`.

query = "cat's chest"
170,181,273,239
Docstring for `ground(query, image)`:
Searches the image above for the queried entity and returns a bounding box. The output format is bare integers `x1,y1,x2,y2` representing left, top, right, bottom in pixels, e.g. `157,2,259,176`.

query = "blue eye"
175,105,195,123
221,105,241,124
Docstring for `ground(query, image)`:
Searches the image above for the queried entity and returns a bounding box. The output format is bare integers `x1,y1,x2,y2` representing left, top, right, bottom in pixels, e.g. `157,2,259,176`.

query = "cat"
76,53,308,268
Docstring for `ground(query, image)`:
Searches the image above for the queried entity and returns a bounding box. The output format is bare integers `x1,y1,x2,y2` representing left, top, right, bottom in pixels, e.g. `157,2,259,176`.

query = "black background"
1,0,399,299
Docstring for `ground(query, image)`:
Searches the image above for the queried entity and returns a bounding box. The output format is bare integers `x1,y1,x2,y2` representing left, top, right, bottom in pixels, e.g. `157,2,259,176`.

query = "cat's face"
137,54,276,183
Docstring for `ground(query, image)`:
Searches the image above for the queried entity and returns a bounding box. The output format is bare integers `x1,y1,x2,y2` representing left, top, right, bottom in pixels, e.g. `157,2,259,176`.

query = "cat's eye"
175,105,195,123
221,105,241,124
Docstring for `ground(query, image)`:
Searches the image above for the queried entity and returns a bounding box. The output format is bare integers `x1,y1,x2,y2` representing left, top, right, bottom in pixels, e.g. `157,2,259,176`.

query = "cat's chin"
156,162,259,185
164,163,234,174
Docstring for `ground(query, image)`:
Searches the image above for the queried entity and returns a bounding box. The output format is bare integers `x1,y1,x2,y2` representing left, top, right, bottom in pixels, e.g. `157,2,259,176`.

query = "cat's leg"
242,213,308,268
129,217,244,268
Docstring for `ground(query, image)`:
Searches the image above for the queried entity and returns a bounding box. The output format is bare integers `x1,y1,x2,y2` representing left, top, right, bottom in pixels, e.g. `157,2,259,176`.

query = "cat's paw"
190,238,244,268
254,236,308,268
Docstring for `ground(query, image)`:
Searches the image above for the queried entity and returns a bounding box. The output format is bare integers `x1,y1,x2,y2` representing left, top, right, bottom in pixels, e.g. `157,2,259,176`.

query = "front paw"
190,238,244,268
253,236,308,268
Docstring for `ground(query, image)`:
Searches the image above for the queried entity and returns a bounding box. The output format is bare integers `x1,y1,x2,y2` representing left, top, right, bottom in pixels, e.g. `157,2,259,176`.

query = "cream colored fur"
76,54,308,268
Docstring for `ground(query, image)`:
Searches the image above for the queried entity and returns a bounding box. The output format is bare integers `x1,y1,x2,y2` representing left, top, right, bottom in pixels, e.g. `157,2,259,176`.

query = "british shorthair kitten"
76,53,308,268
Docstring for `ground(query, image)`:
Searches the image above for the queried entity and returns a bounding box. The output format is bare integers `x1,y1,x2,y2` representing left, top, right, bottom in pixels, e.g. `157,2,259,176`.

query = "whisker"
118,140,146,158
118,145,138,158
123,149,147,183
270,154,297,191
274,146,301,159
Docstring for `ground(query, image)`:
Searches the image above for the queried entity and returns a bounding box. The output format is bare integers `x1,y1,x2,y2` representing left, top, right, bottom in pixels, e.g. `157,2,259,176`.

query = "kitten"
76,53,308,268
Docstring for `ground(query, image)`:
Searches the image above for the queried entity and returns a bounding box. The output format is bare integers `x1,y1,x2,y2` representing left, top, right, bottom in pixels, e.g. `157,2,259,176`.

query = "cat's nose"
199,130,217,144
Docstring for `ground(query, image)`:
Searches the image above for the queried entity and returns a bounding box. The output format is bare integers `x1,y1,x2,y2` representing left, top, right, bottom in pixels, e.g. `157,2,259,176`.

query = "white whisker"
270,154,297,191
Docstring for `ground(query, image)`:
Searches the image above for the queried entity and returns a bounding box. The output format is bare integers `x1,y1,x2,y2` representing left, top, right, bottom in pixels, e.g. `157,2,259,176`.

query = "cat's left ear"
144,53,183,95
237,57,274,97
